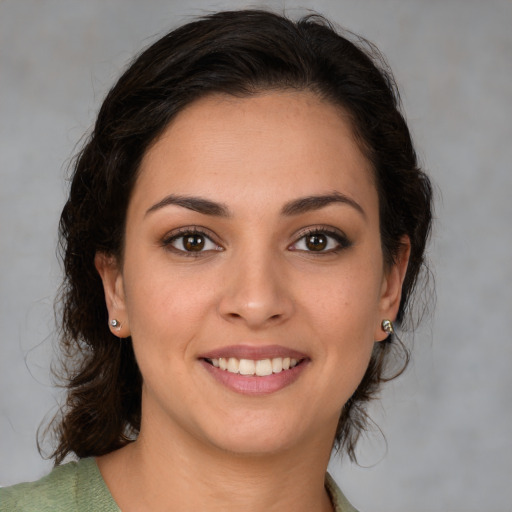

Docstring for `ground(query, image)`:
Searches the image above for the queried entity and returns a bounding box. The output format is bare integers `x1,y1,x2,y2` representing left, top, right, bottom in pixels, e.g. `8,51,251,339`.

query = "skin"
95,91,410,512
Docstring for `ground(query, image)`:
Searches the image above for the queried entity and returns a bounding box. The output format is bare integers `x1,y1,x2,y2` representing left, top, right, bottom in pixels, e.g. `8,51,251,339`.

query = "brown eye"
165,230,221,255
289,229,351,254
305,234,328,251
183,234,205,251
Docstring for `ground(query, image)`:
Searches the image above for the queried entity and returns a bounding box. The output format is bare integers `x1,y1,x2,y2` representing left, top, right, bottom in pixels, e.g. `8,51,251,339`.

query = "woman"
1,9,432,512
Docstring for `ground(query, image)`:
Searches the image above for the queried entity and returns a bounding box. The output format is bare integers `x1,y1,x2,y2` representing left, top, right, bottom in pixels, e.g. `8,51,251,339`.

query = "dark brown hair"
50,9,433,464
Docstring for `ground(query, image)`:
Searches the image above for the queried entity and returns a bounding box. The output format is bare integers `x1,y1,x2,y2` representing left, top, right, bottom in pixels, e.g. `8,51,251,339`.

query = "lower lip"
200,359,309,395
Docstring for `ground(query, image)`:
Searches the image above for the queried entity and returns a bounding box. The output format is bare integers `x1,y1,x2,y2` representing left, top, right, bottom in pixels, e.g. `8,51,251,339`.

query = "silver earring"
110,319,120,328
382,319,394,334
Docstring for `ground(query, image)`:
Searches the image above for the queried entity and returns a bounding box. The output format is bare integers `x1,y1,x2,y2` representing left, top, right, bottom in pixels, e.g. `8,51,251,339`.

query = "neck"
98,415,335,512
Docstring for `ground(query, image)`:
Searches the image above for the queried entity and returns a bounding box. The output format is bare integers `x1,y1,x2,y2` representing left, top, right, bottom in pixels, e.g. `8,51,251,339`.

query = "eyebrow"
146,194,230,217
281,192,366,218
145,191,365,219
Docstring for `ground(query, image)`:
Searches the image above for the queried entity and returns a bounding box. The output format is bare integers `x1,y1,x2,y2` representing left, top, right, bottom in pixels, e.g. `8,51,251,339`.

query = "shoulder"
0,460,81,512
325,472,360,512
0,458,119,512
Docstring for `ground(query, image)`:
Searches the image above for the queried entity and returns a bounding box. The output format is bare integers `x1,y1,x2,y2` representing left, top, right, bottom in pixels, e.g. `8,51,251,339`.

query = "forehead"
132,91,377,216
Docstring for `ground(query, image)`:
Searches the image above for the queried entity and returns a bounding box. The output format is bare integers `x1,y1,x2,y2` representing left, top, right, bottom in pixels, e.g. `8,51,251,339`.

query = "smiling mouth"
204,357,303,377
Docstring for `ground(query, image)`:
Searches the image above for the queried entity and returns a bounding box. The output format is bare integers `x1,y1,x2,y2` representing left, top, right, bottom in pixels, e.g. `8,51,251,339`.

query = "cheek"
299,260,383,388
302,262,383,335
123,263,217,351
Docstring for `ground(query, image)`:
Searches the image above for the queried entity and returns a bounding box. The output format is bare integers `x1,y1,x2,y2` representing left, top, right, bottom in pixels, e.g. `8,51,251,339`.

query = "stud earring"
381,319,394,335
110,319,120,329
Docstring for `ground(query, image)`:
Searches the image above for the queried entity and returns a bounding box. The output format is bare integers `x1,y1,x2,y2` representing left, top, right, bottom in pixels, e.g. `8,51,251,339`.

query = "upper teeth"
210,357,299,376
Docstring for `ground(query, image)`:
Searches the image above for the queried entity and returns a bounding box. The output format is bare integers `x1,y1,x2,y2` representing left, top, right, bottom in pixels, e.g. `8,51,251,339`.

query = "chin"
196,409,321,458
208,431,298,458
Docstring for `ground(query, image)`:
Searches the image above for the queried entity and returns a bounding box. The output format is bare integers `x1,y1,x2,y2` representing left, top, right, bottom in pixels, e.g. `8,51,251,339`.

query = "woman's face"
97,91,407,456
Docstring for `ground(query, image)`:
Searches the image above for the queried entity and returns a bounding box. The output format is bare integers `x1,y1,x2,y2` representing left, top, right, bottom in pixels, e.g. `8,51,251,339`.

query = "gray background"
1,1,511,511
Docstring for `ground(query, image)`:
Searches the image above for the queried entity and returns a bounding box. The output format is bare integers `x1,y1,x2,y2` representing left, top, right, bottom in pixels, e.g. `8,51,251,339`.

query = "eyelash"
161,226,351,256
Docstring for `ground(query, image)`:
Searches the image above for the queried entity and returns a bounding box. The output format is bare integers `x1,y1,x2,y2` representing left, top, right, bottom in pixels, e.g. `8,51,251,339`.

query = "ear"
95,252,131,338
374,236,411,341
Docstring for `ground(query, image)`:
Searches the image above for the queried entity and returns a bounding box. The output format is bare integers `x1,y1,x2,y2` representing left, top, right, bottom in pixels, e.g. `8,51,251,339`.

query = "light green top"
0,459,118,512
0,458,358,511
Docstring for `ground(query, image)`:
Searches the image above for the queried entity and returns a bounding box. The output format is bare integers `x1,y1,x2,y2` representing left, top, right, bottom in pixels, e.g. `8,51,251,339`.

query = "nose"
218,251,295,329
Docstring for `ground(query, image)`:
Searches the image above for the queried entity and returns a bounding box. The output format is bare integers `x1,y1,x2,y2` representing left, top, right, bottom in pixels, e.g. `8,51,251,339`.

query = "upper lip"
199,344,309,361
